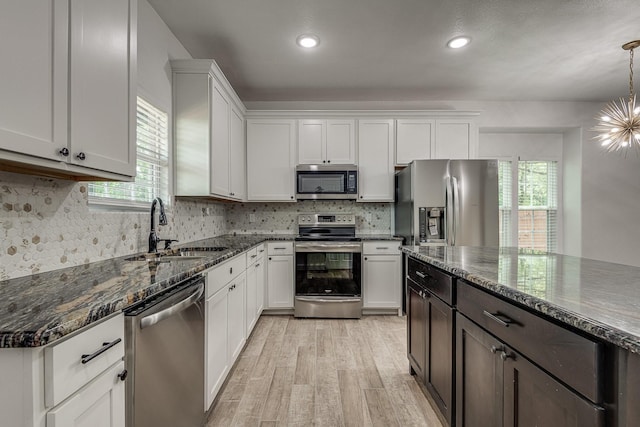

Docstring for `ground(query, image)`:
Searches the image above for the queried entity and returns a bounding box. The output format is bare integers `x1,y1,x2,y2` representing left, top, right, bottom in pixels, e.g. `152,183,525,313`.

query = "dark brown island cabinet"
406,257,455,425
406,255,640,427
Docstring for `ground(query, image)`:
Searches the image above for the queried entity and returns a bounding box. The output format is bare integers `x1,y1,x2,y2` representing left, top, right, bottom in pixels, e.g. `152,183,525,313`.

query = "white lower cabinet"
46,360,125,427
0,314,126,427
362,242,402,310
205,284,229,410
204,254,247,410
227,272,246,363
246,244,265,337
266,242,294,309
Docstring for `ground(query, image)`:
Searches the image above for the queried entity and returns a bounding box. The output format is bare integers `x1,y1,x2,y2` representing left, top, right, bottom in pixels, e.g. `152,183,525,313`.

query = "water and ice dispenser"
419,207,445,244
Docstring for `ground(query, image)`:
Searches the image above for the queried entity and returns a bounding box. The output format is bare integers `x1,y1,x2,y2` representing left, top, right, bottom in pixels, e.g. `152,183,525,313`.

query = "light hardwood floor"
206,315,444,427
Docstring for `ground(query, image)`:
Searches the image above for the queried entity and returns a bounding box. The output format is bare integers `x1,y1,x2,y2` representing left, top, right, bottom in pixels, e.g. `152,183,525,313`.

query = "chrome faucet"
149,197,168,253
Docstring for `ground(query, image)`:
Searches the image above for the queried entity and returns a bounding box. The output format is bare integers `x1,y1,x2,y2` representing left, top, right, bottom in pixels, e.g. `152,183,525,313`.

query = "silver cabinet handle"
251,254,257,258
415,271,426,279
375,247,389,250
140,284,204,329
273,247,287,250
483,310,513,327
81,338,122,364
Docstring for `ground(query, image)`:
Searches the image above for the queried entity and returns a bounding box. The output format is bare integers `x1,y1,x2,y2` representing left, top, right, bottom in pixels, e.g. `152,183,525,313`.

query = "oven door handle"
295,242,362,253
295,297,361,303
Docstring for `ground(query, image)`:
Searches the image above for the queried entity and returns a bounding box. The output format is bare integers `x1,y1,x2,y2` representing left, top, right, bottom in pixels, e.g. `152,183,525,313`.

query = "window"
498,160,559,252
89,96,169,209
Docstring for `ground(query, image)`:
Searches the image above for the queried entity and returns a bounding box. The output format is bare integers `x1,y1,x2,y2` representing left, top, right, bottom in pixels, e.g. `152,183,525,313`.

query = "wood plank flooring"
206,315,444,427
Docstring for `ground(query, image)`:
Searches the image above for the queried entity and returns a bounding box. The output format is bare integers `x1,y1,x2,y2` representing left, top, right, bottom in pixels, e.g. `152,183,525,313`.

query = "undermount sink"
125,247,228,262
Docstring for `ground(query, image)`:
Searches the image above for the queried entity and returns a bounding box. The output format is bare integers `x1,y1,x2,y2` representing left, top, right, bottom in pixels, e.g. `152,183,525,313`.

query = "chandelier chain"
630,47,635,104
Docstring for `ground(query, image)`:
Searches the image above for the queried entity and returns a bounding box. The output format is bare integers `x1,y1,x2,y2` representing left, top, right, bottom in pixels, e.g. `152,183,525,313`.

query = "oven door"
294,242,362,318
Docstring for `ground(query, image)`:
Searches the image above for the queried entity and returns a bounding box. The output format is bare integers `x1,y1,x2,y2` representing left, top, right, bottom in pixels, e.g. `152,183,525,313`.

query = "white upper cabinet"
247,119,297,201
395,119,435,165
357,119,395,202
230,107,246,200
297,119,356,165
433,119,478,159
172,59,246,201
0,0,136,180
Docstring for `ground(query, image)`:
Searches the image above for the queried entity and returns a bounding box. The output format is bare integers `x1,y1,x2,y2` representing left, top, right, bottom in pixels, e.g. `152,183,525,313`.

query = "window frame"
499,155,563,252
88,92,172,212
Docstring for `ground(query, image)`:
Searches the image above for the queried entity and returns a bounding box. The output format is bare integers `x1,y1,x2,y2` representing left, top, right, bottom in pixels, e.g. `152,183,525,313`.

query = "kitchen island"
402,245,640,427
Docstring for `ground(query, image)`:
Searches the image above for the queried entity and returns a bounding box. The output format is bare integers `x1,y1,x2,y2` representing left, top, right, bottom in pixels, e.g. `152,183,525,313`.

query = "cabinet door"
267,255,294,308
46,361,125,427
256,257,265,314
298,120,325,164
210,84,231,197
396,119,434,165
407,284,427,381
247,120,296,201
357,119,395,202
363,254,401,308
503,348,605,427
456,313,504,427
229,107,246,200
0,1,67,160
227,273,246,363
205,286,229,409
433,120,473,160
69,0,135,176
246,262,258,336
326,119,356,164
426,293,454,425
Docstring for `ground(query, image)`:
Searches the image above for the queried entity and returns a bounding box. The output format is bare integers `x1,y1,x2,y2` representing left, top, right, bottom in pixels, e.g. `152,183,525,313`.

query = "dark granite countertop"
402,246,640,354
0,234,294,348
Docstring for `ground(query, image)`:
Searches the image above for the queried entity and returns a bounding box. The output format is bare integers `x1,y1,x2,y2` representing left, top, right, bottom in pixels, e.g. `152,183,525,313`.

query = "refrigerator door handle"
446,177,453,246
451,176,459,246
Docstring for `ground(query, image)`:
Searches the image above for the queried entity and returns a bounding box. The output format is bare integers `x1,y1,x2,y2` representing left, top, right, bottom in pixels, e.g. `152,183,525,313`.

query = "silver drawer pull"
273,247,287,250
251,254,257,258
415,271,426,279
375,247,389,250
483,310,513,328
255,263,260,268
81,338,122,364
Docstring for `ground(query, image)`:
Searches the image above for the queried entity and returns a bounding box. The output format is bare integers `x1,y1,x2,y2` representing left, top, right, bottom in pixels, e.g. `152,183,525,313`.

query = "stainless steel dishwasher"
124,274,205,427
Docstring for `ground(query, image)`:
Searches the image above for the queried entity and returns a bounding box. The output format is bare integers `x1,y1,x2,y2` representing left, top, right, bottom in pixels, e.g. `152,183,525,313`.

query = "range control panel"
297,213,355,227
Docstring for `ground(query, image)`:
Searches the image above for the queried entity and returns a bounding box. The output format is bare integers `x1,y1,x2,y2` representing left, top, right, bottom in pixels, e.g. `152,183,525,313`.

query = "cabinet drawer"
207,253,247,298
458,281,603,403
256,244,266,259
362,241,401,255
407,257,454,305
247,247,258,265
44,314,124,407
267,242,293,256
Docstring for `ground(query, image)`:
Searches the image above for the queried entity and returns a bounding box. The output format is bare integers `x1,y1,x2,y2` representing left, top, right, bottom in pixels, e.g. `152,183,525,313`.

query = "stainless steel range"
294,213,362,318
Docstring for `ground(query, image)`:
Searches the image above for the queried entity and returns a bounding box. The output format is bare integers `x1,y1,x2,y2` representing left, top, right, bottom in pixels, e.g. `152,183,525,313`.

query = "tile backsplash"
0,171,225,280
0,171,392,280
226,200,391,234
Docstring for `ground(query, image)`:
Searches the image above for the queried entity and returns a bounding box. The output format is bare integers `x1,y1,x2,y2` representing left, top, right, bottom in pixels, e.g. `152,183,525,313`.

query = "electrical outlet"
249,213,256,223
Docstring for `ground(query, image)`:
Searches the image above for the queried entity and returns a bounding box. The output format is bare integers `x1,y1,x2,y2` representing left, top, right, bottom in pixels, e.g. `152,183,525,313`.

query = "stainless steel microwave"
295,164,358,200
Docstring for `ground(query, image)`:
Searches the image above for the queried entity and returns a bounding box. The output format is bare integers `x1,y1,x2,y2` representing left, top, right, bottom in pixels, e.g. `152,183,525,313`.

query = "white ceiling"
147,0,640,103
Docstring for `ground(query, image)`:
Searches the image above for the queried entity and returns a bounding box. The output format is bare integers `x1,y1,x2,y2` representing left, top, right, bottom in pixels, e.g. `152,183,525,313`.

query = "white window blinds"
89,97,169,209
498,160,558,252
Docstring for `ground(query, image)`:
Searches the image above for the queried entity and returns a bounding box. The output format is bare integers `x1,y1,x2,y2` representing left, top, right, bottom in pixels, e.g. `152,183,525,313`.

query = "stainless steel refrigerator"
395,159,499,247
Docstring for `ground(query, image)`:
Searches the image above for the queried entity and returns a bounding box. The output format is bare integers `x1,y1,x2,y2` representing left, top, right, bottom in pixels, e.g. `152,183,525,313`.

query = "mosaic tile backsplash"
0,171,226,280
0,172,392,280
226,200,391,234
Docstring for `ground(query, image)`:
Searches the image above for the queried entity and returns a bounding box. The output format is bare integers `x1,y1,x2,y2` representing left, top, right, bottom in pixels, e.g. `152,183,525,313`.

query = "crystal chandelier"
593,40,640,153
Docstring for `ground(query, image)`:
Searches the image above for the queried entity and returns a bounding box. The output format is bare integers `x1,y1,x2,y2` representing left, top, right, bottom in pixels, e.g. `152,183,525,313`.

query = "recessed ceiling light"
296,34,320,48
447,36,471,49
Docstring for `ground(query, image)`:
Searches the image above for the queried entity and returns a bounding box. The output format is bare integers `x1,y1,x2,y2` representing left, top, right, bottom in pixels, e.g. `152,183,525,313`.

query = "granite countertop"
0,234,294,348
0,232,400,348
402,245,640,354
